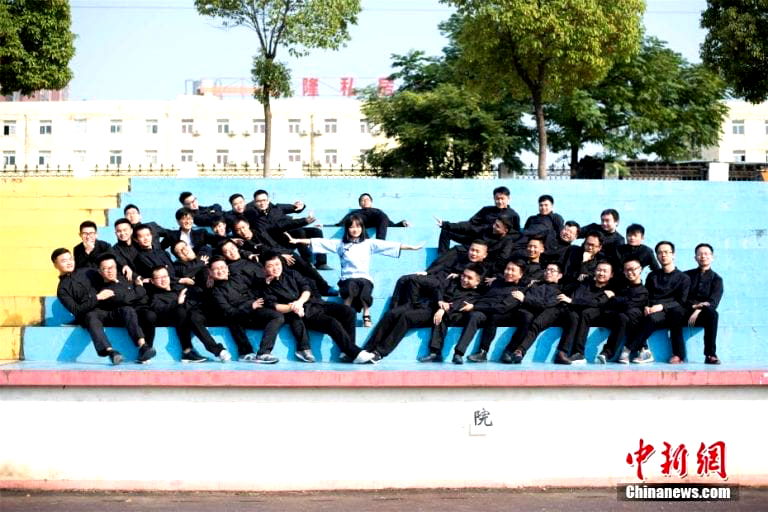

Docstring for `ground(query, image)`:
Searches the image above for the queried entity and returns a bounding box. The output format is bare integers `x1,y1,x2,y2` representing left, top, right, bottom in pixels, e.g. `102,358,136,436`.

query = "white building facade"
0,95,388,174
701,99,768,164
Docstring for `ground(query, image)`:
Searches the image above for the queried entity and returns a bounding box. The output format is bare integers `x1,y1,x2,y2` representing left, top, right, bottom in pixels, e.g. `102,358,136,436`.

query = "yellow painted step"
2,209,107,225
0,271,57,297
0,177,129,196
0,327,22,360
0,196,118,209
0,297,42,326
0,250,80,268
0,232,82,249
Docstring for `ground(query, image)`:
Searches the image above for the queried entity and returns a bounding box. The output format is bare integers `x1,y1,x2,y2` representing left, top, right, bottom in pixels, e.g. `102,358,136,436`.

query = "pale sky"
67,0,709,101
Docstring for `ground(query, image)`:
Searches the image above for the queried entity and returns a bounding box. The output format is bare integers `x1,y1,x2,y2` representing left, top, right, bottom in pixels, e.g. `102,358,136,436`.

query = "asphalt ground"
1,488,767,512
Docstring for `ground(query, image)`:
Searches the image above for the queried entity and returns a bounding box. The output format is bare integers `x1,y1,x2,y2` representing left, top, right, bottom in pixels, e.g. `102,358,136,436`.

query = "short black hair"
469,239,489,247
232,217,249,229
358,192,373,203
493,186,510,197
253,189,269,198
601,208,619,222
123,203,139,214
507,258,527,274
595,259,613,271
655,240,675,253
150,265,169,277
132,223,151,236
50,247,70,263
622,256,643,268
172,239,188,254
217,238,238,250
79,220,97,232
113,217,132,229
463,262,485,278
538,194,554,204
496,216,514,232
228,193,244,204
546,261,563,273
261,250,283,264
626,223,645,236
584,230,605,245
210,215,226,227
175,207,194,221
527,235,546,245
564,220,580,236
96,253,117,266
695,243,714,254
179,191,193,204
209,255,227,266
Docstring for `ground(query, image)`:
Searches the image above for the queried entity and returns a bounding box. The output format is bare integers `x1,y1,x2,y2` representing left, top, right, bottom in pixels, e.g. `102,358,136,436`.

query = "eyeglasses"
544,268,560,273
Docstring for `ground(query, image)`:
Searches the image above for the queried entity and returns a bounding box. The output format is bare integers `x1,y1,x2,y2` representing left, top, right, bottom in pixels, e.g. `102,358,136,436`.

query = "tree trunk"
263,94,272,178
532,91,547,180
570,143,579,178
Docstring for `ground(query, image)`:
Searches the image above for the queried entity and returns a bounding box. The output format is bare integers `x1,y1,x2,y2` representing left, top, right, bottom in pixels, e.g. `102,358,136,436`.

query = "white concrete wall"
703,100,768,163
1,387,765,490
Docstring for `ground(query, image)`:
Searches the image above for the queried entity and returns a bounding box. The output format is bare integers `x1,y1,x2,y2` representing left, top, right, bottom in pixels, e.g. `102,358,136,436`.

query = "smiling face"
134,228,153,250
210,260,229,281
626,231,643,246
538,199,553,216
347,219,364,239
601,213,617,233
460,268,481,289
98,258,118,282
151,267,171,290
231,196,246,214
182,194,199,210
115,222,132,243
264,257,283,279
503,261,523,283
234,220,252,240
79,226,97,244
695,245,713,269
543,264,562,284
221,242,240,261
494,192,509,209
560,225,578,243
594,262,613,285
173,241,196,262
177,214,194,231
526,239,544,260
53,251,75,274
467,243,488,263
124,207,141,225
623,260,642,285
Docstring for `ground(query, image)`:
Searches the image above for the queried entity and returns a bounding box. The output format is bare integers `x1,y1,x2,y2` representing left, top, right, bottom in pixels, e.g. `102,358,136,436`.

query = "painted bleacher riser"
23,324,738,364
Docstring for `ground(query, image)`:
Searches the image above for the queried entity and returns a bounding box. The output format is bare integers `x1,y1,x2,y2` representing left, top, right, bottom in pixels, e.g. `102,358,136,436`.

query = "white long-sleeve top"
310,238,401,283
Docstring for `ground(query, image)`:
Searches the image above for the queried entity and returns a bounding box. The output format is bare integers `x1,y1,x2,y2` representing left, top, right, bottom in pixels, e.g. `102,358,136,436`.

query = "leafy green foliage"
701,0,768,103
0,0,75,95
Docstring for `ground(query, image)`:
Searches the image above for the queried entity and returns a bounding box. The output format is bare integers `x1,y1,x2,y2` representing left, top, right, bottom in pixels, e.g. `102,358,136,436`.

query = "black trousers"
438,221,481,254
299,302,360,358
576,308,643,359
202,307,253,357
236,308,285,355
339,277,374,312
155,304,225,357
475,308,536,355
390,274,441,308
285,253,332,294
670,306,719,358
286,226,327,266
513,306,573,356
366,304,433,358
81,306,151,356
428,311,468,354
626,306,687,354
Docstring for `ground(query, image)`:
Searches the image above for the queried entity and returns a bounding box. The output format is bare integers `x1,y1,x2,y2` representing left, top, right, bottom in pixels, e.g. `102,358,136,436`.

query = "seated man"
511,235,546,282
171,240,210,288
478,217,525,274
331,192,410,240
147,266,230,362
673,243,723,364
615,223,660,276
219,238,265,282
578,208,625,261
523,194,565,251
178,191,223,228
259,252,374,363
245,189,328,269
73,220,111,269
561,231,605,292
112,218,138,279
622,241,690,364
224,193,249,234
365,264,484,363
462,259,527,363
123,203,169,248
162,208,217,257
210,257,282,363
52,248,125,365
94,253,157,363
594,257,649,363
543,221,580,265
435,186,521,254
133,224,176,280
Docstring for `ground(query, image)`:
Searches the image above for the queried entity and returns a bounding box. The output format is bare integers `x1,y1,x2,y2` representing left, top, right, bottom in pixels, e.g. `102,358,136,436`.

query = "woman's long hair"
342,214,367,244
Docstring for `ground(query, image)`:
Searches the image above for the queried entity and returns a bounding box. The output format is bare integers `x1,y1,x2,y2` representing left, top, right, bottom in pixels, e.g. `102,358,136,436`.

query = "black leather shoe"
500,351,514,364
452,353,464,365
554,350,572,365
418,353,442,363
467,350,487,363
511,350,524,364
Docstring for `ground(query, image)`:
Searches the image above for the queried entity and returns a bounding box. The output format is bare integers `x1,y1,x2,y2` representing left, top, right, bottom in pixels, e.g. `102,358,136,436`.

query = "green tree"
446,0,644,179
0,0,75,95
701,0,768,103
548,37,728,171
195,0,361,177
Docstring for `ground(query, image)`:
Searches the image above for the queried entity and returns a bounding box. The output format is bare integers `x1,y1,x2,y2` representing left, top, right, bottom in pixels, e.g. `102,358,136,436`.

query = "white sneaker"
219,349,232,362
240,353,258,362
352,350,375,364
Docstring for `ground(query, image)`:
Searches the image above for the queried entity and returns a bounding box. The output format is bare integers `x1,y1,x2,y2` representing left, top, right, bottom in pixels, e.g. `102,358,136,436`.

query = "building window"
733,150,746,162
145,150,158,165
288,150,301,163
288,119,300,134
38,151,51,166
146,119,158,134
181,119,194,134
110,120,122,134
324,149,338,165
109,151,122,165
253,119,265,134
253,150,265,166
39,120,52,135
216,150,229,165
73,150,86,164
3,151,16,166
217,119,230,134
181,150,193,163
324,118,337,134
2,121,16,136
360,119,371,134
732,120,745,135
74,119,87,134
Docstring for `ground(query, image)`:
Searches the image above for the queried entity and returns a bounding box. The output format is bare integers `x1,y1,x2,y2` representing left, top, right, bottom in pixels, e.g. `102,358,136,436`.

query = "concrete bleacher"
3,177,768,492
4,177,767,369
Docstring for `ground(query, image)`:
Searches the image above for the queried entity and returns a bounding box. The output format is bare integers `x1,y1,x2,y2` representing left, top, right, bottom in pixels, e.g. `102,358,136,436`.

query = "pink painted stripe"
1,369,767,387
